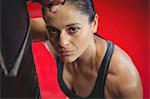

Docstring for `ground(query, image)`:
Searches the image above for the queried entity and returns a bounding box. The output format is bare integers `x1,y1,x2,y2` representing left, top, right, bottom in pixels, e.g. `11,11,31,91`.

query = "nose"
58,31,70,48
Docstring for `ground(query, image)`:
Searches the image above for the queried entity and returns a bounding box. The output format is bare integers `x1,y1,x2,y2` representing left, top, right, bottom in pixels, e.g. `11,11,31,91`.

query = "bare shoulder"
105,44,143,98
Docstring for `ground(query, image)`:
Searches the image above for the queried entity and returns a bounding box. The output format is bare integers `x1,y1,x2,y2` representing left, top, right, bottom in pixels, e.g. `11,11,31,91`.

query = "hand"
45,0,65,13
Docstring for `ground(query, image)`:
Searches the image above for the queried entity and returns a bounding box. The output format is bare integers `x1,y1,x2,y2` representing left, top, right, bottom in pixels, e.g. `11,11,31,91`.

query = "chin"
60,56,77,63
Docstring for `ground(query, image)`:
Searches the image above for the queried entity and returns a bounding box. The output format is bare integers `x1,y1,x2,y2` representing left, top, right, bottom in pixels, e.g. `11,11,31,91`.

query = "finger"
49,0,65,5
49,4,62,13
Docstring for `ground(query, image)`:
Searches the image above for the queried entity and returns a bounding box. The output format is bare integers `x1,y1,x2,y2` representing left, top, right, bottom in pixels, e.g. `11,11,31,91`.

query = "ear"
91,14,99,34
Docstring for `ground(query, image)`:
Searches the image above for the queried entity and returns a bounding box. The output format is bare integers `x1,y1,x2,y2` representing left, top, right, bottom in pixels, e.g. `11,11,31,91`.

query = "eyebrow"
46,26,58,30
46,23,81,29
66,23,81,27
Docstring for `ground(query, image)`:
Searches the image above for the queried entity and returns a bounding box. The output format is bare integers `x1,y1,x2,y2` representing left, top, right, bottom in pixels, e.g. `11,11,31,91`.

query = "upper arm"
30,18,57,59
115,66,143,98
105,45,143,99
43,40,57,59
30,18,48,42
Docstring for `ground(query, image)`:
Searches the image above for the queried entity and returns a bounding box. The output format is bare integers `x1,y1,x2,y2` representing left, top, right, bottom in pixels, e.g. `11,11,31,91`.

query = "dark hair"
42,0,96,22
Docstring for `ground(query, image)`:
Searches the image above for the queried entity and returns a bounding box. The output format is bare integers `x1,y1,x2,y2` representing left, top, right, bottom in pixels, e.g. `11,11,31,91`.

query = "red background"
28,0,149,99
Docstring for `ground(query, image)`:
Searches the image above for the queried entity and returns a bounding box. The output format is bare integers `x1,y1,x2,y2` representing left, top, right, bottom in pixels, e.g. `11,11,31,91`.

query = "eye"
48,28,59,34
68,27,80,33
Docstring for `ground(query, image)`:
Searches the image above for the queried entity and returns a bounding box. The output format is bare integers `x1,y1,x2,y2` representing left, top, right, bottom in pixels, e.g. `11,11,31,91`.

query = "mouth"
58,50,75,56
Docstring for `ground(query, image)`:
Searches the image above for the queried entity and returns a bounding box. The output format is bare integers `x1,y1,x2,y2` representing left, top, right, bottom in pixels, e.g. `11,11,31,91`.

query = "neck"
65,36,107,74
66,40,98,74
76,40,97,68
64,36,107,83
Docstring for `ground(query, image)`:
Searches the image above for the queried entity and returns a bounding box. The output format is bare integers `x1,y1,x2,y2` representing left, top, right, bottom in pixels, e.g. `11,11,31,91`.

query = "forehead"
44,4,89,27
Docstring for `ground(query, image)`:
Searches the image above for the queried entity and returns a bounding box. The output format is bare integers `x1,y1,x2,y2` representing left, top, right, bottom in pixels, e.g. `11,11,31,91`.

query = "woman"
42,0,143,98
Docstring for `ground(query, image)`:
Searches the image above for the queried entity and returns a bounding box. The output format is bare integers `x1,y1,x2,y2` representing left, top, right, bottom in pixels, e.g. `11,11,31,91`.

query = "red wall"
28,0,149,98
94,0,149,98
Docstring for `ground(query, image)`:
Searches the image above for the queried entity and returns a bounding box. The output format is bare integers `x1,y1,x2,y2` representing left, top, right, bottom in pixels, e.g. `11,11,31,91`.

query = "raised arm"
35,0,65,13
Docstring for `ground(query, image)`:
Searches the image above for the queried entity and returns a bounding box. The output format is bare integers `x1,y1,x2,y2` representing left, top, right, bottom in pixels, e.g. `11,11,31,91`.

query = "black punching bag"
1,0,40,98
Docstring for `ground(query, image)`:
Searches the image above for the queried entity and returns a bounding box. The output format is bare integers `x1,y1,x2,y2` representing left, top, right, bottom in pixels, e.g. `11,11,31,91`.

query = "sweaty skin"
31,2,143,99
44,4,143,98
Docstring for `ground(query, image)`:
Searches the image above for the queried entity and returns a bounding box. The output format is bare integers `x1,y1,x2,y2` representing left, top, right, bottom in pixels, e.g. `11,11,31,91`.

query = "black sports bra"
57,40,114,99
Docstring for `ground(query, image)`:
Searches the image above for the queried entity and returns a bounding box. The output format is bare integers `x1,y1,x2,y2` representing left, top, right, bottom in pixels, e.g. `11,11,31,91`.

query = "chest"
63,66,99,97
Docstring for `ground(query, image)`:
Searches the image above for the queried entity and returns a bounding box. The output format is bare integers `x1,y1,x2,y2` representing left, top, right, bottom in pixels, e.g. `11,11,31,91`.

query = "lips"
58,50,75,56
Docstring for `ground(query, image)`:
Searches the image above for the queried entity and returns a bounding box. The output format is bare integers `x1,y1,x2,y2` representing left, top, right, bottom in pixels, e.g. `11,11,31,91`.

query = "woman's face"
44,4,98,63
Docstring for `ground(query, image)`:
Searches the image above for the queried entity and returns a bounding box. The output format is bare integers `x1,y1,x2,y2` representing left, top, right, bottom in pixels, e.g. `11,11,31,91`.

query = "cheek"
80,27,92,41
73,29,92,48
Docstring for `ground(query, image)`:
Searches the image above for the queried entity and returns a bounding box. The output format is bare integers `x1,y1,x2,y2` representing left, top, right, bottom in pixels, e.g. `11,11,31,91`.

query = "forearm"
32,0,65,6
